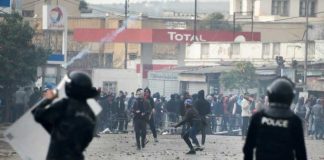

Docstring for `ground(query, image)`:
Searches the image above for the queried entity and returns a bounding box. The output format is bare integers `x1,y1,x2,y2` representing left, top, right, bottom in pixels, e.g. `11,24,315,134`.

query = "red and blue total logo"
49,7,63,24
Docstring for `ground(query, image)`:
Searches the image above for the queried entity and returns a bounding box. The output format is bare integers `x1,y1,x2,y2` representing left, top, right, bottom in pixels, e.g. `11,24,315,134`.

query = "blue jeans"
182,121,202,150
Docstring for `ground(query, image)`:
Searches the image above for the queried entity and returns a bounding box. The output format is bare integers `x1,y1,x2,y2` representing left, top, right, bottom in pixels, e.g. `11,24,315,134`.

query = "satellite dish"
234,35,246,42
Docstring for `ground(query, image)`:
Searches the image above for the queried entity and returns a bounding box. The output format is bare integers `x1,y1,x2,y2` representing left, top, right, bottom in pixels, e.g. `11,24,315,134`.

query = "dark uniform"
133,89,151,150
32,71,98,160
243,77,307,160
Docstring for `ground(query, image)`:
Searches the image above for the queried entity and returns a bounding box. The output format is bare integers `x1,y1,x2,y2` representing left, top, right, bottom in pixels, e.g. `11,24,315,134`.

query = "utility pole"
251,0,254,41
233,12,236,40
304,0,309,91
194,0,197,41
124,0,128,69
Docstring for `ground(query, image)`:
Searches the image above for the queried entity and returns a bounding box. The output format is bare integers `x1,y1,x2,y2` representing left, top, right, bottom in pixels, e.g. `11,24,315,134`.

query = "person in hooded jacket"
114,91,126,132
32,71,98,160
133,88,151,150
166,94,179,123
243,77,307,160
193,90,211,147
144,87,158,142
175,99,203,155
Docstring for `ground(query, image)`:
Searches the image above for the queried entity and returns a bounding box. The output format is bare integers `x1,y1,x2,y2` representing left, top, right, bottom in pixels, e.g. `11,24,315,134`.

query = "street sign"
0,0,10,7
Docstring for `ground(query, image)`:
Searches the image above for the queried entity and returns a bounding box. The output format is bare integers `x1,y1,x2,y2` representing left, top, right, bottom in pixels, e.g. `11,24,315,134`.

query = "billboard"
73,29,261,43
0,0,10,7
42,5,66,30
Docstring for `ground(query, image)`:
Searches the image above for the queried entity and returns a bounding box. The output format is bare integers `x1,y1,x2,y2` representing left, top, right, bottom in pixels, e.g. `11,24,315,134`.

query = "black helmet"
65,71,98,100
267,77,295,106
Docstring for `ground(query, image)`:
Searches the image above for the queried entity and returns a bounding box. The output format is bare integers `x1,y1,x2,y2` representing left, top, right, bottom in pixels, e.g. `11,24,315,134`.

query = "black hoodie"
194,90,211,116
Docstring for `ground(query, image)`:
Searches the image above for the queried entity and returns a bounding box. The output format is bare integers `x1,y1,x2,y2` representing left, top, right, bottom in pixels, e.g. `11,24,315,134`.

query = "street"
1,124,324,160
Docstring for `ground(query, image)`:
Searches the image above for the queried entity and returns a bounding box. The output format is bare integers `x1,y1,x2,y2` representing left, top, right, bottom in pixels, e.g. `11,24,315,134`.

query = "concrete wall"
315,41,324,61
140,43,153,87
188,82,208,95
258,0,271,16
185,41,323,66
289,0,299,17
92,69,140,93
241,22,305,42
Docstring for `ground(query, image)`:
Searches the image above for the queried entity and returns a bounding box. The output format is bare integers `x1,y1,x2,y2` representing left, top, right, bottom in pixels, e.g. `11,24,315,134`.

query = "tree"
79,0,92,13
199,12,241,31
220,62,257,93
0,13,50,121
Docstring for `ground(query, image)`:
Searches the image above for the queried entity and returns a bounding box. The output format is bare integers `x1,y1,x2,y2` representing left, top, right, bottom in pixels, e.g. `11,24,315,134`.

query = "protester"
166,94,179,123
241,94,252,140
175,99,203,155
114,91,126,132
193,90,210,147
144,87,158,142
133,88,151,150
312,99,324,140
13,87,28,121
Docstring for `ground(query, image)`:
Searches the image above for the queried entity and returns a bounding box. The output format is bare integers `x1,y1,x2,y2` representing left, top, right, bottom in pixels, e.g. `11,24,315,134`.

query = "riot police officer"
243,77,307,160
32,71,98,160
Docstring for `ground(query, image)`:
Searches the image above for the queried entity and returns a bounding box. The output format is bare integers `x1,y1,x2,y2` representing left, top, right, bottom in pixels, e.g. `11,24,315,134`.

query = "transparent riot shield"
3,75,102,160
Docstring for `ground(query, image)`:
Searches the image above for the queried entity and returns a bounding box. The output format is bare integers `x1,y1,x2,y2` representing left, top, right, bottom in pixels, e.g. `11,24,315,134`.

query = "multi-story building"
229,0,324,42
230,0,324,19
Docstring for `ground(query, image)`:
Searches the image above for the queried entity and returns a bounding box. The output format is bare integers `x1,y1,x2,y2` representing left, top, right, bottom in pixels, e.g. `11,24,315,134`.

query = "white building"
185,41,324,66
230,0,324,19
229,0,324,42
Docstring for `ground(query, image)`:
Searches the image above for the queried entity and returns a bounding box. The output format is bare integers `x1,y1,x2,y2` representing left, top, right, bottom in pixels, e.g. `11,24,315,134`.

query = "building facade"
230,0,324,42
230,0,324,18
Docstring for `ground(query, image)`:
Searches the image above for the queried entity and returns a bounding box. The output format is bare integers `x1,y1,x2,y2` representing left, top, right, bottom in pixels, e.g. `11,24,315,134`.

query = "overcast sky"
85,0,226,4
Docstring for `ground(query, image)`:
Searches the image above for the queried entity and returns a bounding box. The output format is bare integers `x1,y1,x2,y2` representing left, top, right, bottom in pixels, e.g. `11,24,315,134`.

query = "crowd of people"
95,86,324,142
2,72,322,158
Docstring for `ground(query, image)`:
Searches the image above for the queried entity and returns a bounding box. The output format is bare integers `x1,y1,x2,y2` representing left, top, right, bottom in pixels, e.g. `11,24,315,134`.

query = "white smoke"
62,16,137,68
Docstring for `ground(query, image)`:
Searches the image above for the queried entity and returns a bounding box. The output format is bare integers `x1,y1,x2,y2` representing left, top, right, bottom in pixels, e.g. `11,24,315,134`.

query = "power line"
22,0,41,7
22,0,42,9
235,11,324,27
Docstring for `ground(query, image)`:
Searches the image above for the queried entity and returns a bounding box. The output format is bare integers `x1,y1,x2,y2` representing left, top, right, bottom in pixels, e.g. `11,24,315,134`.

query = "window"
262,43,270,56
102,81,117,94
129,53,137,60
22,10,34,17
308,41,315,56
300,0,317,17
180,81,189,93
231,43,240,55
273,43,281,57
105,53,113,68
201,43,210,58
271,0,289,16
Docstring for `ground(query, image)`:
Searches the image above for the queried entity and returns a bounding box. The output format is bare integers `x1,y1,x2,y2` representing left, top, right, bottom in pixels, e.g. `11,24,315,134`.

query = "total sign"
43,5,67,30
151,29,253,43
167,31,206,42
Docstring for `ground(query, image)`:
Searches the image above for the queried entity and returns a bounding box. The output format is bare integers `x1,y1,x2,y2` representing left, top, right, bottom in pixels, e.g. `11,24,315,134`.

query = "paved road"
1,128,324,160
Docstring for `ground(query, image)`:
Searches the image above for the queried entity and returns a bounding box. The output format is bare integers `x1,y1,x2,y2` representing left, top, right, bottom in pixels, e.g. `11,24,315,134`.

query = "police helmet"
65,71,98,100
266,77,295,106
